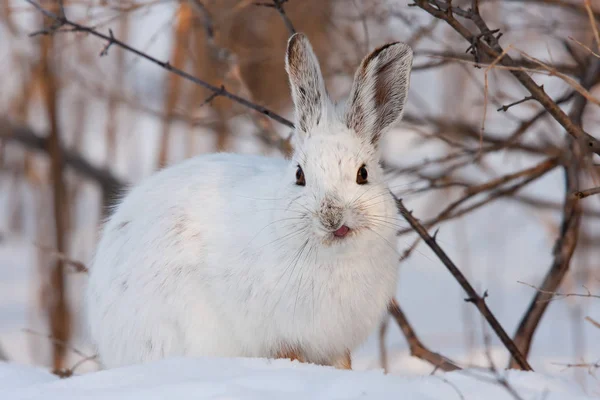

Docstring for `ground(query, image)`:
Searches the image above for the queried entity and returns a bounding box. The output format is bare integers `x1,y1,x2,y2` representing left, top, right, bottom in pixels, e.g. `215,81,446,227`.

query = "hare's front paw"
274,346,307,363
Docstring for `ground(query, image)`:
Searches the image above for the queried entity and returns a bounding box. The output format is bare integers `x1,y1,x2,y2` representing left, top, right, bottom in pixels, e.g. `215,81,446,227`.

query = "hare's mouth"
333,225,350,238
321,226,357,247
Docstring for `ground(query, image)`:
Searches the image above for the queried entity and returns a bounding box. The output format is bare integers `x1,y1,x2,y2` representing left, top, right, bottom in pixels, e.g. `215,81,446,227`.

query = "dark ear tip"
286,33,313,69
392,42,414,59
287,33,308,52
365,41,413,64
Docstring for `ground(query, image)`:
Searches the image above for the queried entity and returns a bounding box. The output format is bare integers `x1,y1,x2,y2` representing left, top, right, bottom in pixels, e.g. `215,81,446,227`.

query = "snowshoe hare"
86,33,413,369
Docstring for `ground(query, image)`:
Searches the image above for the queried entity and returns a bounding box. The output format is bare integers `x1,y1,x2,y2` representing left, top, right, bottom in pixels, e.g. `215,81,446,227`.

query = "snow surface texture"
1,357,595,400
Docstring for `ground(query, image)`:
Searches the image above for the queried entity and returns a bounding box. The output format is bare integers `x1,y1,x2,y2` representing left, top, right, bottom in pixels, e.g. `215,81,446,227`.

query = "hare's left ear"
345,42,413,146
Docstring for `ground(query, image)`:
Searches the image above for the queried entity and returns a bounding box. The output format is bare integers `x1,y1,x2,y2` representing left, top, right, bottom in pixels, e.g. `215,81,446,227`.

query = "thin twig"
481,45,511,144
388,298,461,371
22,328,89,360
516,50,600,108
517,281,600,302
22,329,98,378
34,242,88,273
256,0,296,35
481,331,526,400
396,158,559,235
188,0,214,40
554,361,600,369
585,316,600,329
568,36,600,59
574,186,600,199
497,95,535,112
198,85,226,108
585,0,600,52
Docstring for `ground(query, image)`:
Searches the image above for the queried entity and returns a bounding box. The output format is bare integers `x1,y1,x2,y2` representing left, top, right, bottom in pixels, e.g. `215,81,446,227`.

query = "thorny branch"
508,50,598,367
25,0,295,129
496,95,534,112
395,197,533,371
412,0,600,156
574,186,600,199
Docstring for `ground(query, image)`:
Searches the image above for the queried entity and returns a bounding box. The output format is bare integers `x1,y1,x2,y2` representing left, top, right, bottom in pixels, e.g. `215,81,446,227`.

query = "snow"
1,357,595,400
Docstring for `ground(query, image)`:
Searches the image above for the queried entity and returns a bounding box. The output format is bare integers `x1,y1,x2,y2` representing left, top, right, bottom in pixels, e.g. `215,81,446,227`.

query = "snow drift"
1,357,595,400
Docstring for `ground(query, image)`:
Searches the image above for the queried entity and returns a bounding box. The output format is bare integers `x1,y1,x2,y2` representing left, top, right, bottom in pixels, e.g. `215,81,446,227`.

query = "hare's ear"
345,42,413,146
285,33,328,138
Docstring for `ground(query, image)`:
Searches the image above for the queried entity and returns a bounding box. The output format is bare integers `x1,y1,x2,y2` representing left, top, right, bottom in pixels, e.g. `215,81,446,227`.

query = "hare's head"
284,33,413,246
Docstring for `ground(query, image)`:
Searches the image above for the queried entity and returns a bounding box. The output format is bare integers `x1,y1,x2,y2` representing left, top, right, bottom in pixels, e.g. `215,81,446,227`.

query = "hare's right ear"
345,42,413,146
285,33,328,138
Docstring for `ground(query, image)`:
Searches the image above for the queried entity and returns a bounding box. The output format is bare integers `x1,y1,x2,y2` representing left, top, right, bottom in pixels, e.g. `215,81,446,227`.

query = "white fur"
86,33,413,369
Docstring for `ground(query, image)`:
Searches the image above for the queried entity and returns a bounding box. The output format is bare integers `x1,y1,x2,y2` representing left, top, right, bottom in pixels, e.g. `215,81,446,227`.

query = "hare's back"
86,153,286,366
96,152,286,271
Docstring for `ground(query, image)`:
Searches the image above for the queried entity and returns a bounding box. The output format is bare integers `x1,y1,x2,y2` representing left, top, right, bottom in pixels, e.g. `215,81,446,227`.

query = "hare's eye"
295,165,306,186
356,165,368,184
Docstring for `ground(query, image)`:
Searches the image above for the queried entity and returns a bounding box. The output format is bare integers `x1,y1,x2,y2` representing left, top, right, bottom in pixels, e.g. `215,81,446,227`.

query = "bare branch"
510,141,582,368
0,119,125,209
24,0,295,129
395,197,533,371
22,329,98,378
508,51,598,366
412,0,600,156
396,158,559,235
388,298,461,371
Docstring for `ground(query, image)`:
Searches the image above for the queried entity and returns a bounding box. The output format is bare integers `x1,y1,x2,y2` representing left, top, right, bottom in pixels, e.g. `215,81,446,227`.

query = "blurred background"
1,0,599,394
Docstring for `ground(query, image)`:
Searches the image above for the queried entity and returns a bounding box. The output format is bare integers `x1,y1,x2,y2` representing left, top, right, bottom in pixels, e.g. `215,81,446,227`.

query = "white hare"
86,33,413,369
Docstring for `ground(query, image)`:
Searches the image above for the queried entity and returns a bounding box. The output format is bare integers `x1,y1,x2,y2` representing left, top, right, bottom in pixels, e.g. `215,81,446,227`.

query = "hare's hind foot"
332,350,352,370
274,347,352,370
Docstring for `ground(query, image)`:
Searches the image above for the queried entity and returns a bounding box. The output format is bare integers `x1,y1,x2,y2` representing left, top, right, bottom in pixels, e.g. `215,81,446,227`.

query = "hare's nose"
320,195,345,230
